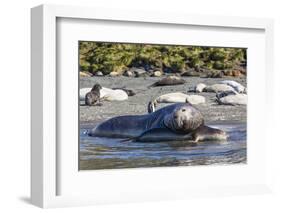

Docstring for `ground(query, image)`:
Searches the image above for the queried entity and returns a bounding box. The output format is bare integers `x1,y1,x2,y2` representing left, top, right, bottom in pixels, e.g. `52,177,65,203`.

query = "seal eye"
182,109,186,112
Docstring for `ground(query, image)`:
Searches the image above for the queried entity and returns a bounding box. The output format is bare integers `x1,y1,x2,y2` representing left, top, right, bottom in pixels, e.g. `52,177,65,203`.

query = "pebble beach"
79,75,247,125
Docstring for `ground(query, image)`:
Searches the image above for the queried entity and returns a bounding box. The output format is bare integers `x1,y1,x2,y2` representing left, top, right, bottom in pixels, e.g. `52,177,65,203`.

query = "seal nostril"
182,109,186,112
174,115,178,119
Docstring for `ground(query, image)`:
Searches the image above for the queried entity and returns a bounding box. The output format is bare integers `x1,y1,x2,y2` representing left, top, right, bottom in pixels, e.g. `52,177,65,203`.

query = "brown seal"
85,84,102,106
149,76,186,87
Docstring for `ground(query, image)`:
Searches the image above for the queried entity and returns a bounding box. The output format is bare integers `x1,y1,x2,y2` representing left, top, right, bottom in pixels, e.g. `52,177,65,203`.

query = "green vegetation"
79,42,246,75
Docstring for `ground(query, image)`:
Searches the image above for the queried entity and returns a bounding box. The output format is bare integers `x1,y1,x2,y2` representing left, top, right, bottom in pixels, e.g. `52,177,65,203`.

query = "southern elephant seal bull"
89,103,227,142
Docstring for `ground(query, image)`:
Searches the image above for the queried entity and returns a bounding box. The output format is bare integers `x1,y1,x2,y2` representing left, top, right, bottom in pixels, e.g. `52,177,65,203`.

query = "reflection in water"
79,122,246,170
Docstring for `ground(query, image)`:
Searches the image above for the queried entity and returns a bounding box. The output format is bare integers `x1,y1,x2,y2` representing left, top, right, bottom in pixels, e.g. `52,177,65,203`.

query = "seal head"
164,104,204,133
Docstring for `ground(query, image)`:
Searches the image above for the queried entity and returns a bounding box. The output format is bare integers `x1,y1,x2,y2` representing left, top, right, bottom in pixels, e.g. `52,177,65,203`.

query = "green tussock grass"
79,42,246,75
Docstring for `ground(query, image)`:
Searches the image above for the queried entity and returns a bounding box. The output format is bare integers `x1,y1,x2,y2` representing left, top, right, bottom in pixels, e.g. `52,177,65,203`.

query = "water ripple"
80,122,246,170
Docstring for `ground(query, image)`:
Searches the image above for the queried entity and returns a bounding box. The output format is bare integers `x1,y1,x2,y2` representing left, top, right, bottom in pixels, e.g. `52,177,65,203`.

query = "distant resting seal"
193,81,247,94
149,76,185,87
220,80,247,93
100,87,129,101
85,84,102,106
112,87,136,96
80,87,129,101
89,103,227,142
147,92,206,113
216,91,247,105
193,83,236,93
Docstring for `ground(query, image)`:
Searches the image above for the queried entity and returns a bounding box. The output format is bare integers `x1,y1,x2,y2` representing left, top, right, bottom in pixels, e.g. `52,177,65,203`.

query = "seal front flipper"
135,128,193,142
192,125,228,142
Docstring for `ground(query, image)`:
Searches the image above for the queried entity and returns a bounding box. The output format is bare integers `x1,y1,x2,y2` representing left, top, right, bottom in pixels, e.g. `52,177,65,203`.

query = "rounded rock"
153,71,163,77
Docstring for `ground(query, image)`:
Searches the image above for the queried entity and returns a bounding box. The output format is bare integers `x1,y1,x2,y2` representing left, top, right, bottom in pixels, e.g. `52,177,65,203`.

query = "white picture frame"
31,4,274,208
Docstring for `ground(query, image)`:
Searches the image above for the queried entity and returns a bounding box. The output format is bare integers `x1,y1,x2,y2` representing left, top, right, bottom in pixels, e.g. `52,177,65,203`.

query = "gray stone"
95,71,104,76
123,70,134,77
181,69,200,77
133,68,147,77
109,71,119,77
153,70,163,77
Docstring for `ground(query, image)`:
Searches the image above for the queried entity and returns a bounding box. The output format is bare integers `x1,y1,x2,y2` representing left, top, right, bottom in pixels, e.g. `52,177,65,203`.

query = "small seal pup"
85,84,102,106
89,103,227,143
149,76,186,87
147,92,206,113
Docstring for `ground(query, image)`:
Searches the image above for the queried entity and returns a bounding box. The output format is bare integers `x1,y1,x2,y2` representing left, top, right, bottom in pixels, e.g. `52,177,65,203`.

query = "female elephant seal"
149,76,185,87
89,103,227,142
216,91,247,105
147,92,206,113
220,80,247,93
80,86,129,101
193,83,236,93
192,81,247,94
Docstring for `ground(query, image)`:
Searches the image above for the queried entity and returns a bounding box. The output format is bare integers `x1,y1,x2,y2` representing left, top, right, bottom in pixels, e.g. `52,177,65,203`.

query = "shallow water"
79,122,246,170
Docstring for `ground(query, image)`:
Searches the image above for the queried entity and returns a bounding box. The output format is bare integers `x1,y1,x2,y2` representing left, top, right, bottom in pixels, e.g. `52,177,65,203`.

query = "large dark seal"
149,76,186,87
85,84,102,106
89,103,227,142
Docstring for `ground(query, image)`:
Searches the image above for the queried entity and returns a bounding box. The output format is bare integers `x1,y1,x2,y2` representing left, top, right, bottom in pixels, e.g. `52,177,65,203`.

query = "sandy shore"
80,76,247,125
